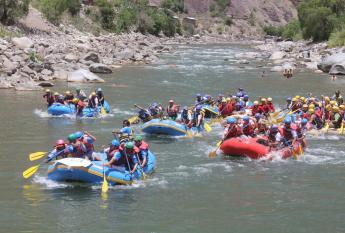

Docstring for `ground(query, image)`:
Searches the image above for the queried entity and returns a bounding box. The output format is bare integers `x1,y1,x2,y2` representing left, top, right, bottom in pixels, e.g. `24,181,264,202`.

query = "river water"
1,44,345,233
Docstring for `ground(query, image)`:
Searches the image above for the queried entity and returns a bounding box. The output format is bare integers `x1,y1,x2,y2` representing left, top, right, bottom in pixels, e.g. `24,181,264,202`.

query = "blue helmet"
301,118,308,125
196,105,202,111
74,131,84,139
244,95,249,100
151,102,157,107
196,93,201,97
243,116,250,121
255,113,261,119
284,118,291,125
227,117,236,124
111,139,120,147
286,96,292,101
67,145,74,153
271,124,278,132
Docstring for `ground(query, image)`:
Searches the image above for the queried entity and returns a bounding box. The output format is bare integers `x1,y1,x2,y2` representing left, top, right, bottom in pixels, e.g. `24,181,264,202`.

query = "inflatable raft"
220,137,300,160
201,104,219,118
47,101,110,117
141,119,189,136
47,151,156,185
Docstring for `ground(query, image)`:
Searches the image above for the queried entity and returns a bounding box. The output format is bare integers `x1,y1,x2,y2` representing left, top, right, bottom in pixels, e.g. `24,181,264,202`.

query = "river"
1,44,345,233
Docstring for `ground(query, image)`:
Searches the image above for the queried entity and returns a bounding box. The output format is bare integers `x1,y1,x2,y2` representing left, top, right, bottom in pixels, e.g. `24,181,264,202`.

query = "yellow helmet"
295,95,300,99
300,96,305,101
91,92,96,96
267,97,272,102
221,98,226,103
333,106,339,112
302,104,308,108
226,97,231,102
73,98,79,103
292,98,297,102
253,101,259,105
309,104,315,109
330,100,337,106
324,96,330,101
326,104,332,111
65,91,71,95
340,105,345,110
309,108,315,114
54,92,59,96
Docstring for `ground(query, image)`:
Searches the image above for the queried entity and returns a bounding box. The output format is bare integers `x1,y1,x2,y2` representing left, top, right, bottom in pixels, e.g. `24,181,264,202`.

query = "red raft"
219,137,300,160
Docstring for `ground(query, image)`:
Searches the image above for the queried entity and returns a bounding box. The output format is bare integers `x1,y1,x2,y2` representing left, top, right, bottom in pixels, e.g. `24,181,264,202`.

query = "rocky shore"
1,22,345,91
0,24,173,90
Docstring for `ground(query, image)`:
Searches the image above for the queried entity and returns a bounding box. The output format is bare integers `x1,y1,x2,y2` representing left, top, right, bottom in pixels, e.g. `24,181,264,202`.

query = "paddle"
101,163,109,193
134,153,147,180
209,140,222,158
123,148,133,182
204,122,212,132
23,150,64,179
29,152,47,161
322,122,329,133
338,122,344,135
100,104,106,115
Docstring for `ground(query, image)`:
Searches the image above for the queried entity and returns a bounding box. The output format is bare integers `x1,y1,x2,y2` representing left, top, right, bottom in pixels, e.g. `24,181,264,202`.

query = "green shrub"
282,20,302,40
263,25,283,37
161,0,184,13
115,7,137,32
67,0,81,16
224,17,232,26
38,0,81,24
328,27,345,47
0,0,29,25
100,7,115,30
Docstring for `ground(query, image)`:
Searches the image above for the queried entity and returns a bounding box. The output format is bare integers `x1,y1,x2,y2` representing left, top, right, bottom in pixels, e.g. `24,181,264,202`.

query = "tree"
0,0,30,25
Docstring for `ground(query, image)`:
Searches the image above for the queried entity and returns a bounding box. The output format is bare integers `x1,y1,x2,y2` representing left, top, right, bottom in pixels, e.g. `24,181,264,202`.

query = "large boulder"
114,48,135,60
67,69,104,83
83,52,100,63
269,51,286,60
89,63,112,74
64,53,79,62
329,61,345,75
11,37,34,49
317,53,345,73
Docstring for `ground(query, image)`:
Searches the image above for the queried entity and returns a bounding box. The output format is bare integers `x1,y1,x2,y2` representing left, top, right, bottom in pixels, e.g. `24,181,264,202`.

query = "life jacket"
107,148,119,161
221,103,233,117
44,93,55,106
251,106,259,116
70,143,86,158
267,103,275,112
97,93,104,104
311,114,323,129
83,136,94,153
256,121,267,134
167,104,178,117
242,122,255,137
88,96,98,108
268,131,280,143
301,111,310,120
192,111,204,127
280,126,295,142
138,109,151,121
332,112,342,128
119,149,136,170
224,125,242,139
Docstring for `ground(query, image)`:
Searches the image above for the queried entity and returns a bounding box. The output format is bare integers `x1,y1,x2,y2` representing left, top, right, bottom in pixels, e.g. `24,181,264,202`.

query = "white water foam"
33,175,73,189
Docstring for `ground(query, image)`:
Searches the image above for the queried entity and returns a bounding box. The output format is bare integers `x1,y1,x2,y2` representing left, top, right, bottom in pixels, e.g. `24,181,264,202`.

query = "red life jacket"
267,103,275,112
301,111,311,120
138,141,149,151
251,106,259,115
225,125,242,139
242,123,255,137
167,105,178,116
280,126,294,141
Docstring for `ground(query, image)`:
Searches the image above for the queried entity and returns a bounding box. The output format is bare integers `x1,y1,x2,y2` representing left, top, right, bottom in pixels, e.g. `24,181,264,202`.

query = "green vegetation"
0,0,30,25
263,0,345,46
209,0,231,18
35,0,181,37
328,27,345,47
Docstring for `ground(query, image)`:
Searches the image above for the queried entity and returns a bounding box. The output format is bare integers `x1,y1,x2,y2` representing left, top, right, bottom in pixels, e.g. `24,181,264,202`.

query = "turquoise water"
1,44,345,233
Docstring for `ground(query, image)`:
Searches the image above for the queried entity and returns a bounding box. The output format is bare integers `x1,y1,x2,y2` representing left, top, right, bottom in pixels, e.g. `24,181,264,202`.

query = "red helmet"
55,139,65,147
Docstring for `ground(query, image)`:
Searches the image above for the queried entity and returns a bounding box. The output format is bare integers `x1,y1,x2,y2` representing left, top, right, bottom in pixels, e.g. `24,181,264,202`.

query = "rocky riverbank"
0,24,173,90
243,39,345,76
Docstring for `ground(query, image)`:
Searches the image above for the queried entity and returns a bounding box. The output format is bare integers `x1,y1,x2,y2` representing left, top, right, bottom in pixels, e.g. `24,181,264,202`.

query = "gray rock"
0,78,12,89
53,69,69,80
41,69,53,76
317,53,345,73
83,52,100,63
89,63,112,74
21,66,36,75
11,55,24,63
12,37,34,49
2,58,17,74
64,53,79,62
269,51,286,60
68,69,104,83
329,61,345,75
114,48,135,60
38,82,54,87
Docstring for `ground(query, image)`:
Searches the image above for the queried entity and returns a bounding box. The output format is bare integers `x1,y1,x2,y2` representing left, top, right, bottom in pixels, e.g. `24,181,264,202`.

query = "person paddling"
45,139,69,162
134,135,149,168
222,117,242,141
43,89,55,107
166,99,180,120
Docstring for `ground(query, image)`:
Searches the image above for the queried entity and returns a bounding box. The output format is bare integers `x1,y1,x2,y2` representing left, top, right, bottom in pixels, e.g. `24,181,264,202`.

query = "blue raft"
47,151,156,185
141,119,203,136
201,104,219,118
47,101,110,117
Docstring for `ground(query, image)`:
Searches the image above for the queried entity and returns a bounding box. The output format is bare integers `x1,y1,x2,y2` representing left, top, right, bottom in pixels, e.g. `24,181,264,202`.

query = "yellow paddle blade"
128,116,139,124
299,144,304,157
23,164,41,179
270,111,281,118
102,175,109,193
208,150,217,158
186,130,193,138
100,107,106,115
204,123,212,132
322,123,329,133
216,141,222,147
339,123,344,135
29,152,47,161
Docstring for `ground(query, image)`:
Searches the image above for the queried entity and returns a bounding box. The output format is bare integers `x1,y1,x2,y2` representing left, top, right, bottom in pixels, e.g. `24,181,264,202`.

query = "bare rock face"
269,51,286,60
89,63,112,74
11,37,34,49
83,52,100,63
67,69,105,83
329,61,345,75
317,53,345,73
